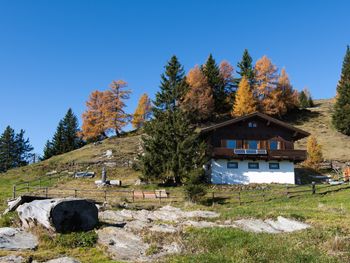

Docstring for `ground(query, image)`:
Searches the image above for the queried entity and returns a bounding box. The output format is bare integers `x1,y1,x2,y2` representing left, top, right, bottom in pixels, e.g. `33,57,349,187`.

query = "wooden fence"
12,175,350,206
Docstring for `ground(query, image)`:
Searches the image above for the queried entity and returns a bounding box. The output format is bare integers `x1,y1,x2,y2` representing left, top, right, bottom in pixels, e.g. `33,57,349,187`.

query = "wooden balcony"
211,147,307,162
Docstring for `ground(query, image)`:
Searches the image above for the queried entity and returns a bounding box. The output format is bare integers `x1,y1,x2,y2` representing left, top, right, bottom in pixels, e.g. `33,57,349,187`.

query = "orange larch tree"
181,65,214,122
264,68,298,116
103,80,131,136
132,93,152,129
254,56,278,112
304,135,323,170
81,90,107,140
232,76,257,116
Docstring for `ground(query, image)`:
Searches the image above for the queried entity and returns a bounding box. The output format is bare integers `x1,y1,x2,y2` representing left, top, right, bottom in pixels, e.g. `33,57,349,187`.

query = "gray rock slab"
44,257,81,263
265,216,310,232
234,219,281,233
0,255,25,263
149,224,178,233
0,227,38,250
97,227,149,262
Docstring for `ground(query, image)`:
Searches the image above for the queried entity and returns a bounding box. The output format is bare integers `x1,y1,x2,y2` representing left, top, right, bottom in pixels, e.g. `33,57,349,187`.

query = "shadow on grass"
201,196,230,206
281,108,321,125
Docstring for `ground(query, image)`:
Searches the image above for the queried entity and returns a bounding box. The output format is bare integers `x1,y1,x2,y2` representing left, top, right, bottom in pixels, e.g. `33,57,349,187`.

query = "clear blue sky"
0,0,349,154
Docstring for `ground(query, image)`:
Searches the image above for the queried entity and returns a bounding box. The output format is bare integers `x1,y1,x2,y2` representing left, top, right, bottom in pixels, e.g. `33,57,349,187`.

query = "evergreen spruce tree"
0,126,33,172
14,129,33,167
236,49,255,84
43,109,84,159
141,56,206,185
201,54,226,114
62,108,84,152
298,91,309,109
43,140,54,160
0,126,16,172
333,46,350,135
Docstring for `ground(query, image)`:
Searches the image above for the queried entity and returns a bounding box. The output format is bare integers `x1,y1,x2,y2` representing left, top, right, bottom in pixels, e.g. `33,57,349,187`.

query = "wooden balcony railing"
211,148,307,162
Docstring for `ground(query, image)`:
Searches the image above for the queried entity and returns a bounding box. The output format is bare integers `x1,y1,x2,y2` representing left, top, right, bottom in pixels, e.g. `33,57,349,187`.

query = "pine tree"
0,126,16,172
132,93,152,129
232,76,257,116
237,49,255,83
14,129,33,167
304,135,323,170
298,91,309,109
62,108,84,152
43,140,54,160
141,56,206,185
0,126,33,172
219,60,236,110
202,54,226,114
51,120,65,155
333,46,350,135
181,65,214,122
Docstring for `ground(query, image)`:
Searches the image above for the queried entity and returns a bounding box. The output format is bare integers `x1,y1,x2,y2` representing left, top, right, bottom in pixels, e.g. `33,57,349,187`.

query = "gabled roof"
200,112,310,140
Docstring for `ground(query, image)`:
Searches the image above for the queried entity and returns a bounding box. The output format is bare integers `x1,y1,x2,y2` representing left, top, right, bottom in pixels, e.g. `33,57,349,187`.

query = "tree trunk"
16,198,98,233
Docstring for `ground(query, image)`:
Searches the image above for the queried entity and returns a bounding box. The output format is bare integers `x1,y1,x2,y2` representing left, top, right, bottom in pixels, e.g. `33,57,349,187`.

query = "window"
248,162,259,169
269,140,278,150
247,140,258,149
227,162,238,169
269,163,280,169
227,140,236,149
248,122,257,128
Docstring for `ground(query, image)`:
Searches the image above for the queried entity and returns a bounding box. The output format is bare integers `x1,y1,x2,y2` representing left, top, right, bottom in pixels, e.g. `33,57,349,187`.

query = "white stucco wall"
211,159,295,185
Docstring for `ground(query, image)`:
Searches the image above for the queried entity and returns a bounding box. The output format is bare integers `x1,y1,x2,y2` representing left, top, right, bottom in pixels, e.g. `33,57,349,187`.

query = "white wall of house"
210,159,295,185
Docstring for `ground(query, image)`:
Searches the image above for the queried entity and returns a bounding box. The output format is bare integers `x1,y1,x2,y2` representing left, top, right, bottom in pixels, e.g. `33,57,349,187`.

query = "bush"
184,169,207,203
55,231,97,248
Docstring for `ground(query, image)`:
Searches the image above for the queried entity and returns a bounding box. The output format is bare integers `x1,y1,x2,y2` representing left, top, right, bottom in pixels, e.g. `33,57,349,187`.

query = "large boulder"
0,227,38,250
0,255,25,263
17,198,98,233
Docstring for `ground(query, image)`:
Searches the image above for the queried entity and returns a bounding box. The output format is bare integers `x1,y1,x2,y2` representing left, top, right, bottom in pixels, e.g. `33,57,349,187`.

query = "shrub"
184,169,207,203
55,231,97,248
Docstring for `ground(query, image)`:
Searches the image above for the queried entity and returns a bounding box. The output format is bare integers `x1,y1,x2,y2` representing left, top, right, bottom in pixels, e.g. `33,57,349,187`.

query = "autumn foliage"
132,93,152,129
81,80,131,140
181,65,214,121
232,76,257,116
304,135,323,170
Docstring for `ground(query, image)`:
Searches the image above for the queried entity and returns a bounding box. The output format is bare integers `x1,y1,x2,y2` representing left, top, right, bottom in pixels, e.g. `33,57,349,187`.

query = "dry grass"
290,99,350,161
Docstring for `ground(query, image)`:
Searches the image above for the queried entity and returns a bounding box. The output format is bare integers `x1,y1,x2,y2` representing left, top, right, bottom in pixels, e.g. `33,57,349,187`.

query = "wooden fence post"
212,192,215,206
262,189,265,202
237,190,241,205
132,190,135,203
104,190,107,202
45,187,48,198
285,185,289,198
74,189,77,198
312,182,316,195
159,191,162,204
12,185,16,199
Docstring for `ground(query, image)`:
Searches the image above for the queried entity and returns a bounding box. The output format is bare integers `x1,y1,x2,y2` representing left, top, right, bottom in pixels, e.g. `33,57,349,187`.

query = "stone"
46,170,57,176
0,227,38,250
149,224,178,233
97,227,149,262
17,198,98,233
264,216,310,232
105,150,113,159
44,257,81,263
234,219,281,233
74,172,95,178
109,180,122,186
0,255,25,263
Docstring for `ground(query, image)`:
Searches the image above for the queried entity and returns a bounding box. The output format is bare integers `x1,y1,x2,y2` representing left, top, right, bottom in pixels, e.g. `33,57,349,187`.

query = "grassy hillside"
292,99,350,161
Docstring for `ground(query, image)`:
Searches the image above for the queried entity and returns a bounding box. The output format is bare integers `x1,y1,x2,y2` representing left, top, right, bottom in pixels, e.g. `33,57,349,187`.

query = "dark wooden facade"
200,112,310,163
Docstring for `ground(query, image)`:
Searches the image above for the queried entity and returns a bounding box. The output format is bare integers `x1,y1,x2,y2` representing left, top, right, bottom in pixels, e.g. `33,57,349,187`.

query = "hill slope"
292,99,350,161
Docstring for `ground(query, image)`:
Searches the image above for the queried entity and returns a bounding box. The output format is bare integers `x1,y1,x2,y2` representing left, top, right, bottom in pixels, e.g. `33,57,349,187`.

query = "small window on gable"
269,163,280,169
248,122,257,128
227,162,238,169
248,162,259,169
